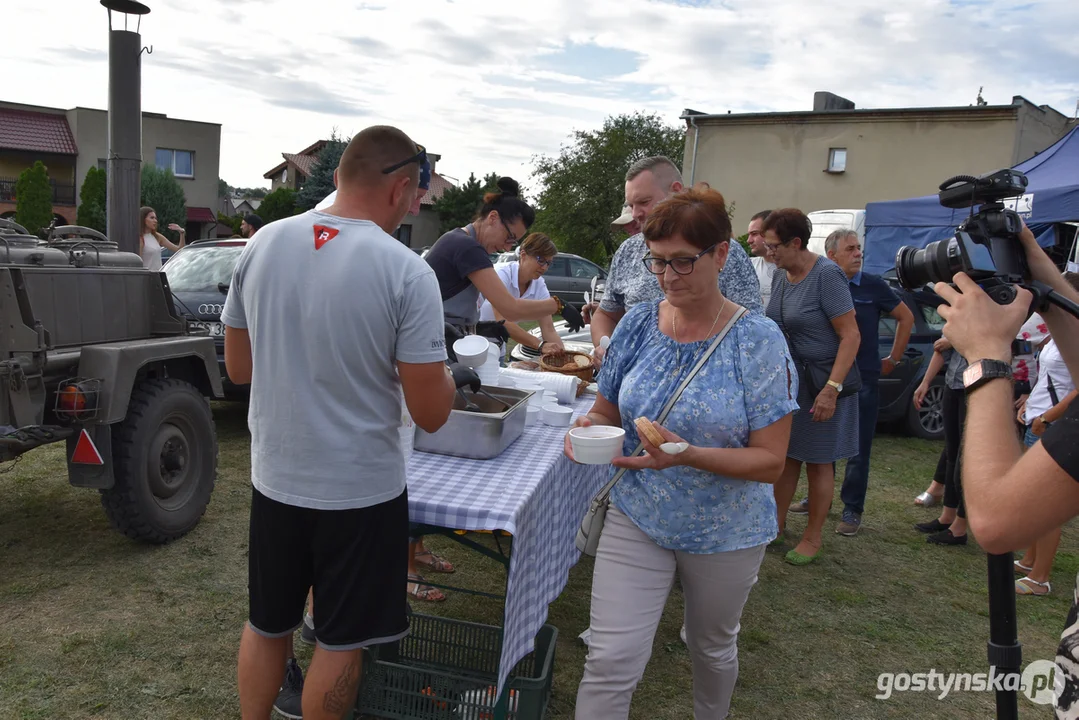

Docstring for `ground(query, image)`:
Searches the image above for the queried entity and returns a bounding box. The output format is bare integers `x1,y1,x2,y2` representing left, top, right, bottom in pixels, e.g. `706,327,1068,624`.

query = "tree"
296,131,349,211
259,187,297,224
140,165,187,242
218,178,230,198
77,166,107,233
15,161,54,235
531,112,685,264
217,212,243,236
431,172,500,234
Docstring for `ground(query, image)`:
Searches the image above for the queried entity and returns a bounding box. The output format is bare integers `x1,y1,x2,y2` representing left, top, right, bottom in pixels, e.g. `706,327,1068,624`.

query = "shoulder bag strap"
590,306,747,501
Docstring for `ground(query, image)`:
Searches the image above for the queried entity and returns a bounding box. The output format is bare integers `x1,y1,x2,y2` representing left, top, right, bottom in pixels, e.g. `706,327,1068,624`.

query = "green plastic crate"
355,614,557,720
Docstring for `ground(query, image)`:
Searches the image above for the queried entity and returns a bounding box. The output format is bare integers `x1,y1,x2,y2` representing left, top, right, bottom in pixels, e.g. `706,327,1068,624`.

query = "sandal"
914,491,943,508
407,574,446,602
1016,576,1051,596
414,549,455,574
1014,560,1034,575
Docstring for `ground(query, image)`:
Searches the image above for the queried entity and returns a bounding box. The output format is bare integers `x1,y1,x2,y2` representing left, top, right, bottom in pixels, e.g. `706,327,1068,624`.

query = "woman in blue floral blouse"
564,187,797,719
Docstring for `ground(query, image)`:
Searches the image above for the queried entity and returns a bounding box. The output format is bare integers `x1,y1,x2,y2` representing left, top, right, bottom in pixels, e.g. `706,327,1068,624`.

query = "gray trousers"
575,506,765,720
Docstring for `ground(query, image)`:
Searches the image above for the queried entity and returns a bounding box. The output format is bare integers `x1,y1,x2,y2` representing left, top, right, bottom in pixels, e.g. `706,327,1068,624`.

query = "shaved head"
336,126,421,190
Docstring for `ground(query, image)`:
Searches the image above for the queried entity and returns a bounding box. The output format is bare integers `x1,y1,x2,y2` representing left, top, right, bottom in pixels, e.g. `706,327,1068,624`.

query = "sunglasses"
381,143,427,175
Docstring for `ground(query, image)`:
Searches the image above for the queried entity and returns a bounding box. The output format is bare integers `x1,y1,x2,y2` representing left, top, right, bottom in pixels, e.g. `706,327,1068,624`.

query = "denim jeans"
840,379,880,515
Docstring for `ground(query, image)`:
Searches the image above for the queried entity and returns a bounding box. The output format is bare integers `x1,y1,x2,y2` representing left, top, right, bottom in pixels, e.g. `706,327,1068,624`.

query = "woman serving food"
424,177,582,336
478,232,564,361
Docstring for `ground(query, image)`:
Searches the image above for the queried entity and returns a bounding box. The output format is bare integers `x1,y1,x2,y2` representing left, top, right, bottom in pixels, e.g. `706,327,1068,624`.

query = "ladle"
456,388,480,412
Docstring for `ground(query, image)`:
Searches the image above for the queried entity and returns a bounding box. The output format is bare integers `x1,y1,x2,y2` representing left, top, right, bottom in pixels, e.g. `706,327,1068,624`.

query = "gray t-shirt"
424,226,493,327
222,211,447,510
598,233,764,316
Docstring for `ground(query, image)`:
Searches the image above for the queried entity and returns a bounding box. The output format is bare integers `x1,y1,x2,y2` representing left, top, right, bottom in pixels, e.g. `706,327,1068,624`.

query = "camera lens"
895,239,963,290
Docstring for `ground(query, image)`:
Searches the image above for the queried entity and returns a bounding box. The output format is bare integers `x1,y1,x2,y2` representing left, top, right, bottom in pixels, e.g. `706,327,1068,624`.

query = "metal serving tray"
413,386,534,460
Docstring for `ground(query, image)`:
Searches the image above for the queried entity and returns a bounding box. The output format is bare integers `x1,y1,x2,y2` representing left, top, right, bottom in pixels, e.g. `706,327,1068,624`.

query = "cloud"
0,0,1075,191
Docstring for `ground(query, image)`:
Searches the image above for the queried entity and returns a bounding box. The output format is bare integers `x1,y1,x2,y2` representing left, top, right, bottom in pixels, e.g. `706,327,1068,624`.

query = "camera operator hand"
934,273,1032,364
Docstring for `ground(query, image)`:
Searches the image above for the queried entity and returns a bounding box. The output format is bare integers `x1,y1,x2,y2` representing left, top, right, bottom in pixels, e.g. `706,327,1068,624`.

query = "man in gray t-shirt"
591,157,762,364
226,126,456,716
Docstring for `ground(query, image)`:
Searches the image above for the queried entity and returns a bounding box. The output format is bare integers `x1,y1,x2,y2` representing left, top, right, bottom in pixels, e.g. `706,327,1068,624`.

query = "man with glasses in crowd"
590,157,762,365
225,126,456,720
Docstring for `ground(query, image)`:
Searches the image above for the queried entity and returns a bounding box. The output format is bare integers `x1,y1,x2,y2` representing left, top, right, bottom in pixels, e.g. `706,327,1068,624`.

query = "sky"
5,0,1077,192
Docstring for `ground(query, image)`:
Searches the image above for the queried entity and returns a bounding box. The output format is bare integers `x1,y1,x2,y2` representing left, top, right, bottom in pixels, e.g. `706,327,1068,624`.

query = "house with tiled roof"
0,100,221,238
262,140,455,249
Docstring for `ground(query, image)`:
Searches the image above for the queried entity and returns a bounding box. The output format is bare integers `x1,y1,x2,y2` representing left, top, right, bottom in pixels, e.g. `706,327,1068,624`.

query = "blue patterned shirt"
599,233,764,316
597,302,798,553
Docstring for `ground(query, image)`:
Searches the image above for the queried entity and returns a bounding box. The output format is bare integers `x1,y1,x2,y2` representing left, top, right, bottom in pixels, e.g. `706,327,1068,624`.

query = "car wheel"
906,376,945,440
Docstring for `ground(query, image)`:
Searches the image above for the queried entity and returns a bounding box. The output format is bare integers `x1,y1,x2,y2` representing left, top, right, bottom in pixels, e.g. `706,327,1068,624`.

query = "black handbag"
778,272,861,405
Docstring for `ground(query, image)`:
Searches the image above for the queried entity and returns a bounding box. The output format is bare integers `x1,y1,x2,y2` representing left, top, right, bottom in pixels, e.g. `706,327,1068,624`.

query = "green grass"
0,406,1075,719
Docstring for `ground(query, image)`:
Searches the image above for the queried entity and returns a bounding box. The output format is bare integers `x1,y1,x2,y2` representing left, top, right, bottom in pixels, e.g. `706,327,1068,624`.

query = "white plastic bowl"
541,403,573,427
453,336,490,367
542,392,559,406
517,384,545,406
569,425,627,465
525,405,541,426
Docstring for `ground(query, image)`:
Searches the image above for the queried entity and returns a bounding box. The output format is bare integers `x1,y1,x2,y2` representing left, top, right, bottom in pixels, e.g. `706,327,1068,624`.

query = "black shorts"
247,486,410,650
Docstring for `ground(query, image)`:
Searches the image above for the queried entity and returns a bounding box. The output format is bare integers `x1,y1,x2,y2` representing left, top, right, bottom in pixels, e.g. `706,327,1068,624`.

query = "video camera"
895,169,1029,305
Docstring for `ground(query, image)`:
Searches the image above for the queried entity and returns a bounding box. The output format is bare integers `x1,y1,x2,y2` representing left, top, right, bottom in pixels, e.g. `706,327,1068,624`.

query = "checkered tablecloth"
407,395,607,695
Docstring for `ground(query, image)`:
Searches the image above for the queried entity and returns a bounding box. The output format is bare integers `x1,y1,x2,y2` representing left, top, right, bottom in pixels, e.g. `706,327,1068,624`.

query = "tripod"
979,280,1079,719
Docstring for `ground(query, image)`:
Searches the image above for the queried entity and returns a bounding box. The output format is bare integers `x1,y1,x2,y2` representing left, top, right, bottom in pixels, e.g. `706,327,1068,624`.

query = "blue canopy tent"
863,127,1079,274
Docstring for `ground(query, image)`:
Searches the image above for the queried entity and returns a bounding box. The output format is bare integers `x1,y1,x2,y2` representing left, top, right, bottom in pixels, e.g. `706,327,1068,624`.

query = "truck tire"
906,375,946,441
100,377,217,543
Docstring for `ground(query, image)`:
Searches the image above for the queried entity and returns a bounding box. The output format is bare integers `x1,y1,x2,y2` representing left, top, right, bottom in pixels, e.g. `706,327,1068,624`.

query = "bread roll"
634,417,664,446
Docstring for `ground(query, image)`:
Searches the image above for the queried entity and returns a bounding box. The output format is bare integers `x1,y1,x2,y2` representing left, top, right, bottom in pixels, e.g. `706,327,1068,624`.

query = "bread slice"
634,417,664,447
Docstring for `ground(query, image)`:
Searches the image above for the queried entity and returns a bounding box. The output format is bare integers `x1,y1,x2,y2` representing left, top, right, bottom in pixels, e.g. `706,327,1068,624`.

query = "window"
826,148,847,173
547,257,570,277
569,258,600,279
156,148,195,178
395,224,412,247
921,303,945,331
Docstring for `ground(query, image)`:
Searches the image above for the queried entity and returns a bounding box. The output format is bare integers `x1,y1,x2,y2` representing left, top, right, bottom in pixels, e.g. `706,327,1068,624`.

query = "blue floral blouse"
597,301,798,553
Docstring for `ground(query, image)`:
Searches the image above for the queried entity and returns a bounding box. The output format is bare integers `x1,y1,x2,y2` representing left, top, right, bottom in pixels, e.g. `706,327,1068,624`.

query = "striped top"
767,256,854,362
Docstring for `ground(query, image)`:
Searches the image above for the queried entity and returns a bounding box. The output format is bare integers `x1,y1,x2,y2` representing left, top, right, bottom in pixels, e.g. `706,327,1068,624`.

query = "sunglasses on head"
381,143,427,175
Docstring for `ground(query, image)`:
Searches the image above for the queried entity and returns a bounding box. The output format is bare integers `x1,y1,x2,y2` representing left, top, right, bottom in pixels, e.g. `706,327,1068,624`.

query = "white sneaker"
680,625,687,645
578,627,592,647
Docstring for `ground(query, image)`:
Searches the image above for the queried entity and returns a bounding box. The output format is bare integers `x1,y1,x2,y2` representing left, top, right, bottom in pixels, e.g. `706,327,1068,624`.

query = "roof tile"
0,109,78,155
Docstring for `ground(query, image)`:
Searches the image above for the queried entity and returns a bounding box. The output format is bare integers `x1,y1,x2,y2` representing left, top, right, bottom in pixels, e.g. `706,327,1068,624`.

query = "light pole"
101,0,150,255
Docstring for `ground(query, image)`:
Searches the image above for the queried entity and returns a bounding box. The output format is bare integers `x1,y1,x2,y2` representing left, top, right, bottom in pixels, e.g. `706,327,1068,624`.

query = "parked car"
512,278,947,440
807,208,866,256
162,239,249,398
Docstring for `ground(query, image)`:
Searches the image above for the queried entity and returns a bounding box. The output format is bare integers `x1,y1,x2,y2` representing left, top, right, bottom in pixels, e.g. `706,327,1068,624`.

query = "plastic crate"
355,614,557,720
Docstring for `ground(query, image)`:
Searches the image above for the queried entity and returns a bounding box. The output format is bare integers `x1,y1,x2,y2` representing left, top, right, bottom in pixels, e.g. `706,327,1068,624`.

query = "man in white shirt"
225,125,456,720
747,210,777,310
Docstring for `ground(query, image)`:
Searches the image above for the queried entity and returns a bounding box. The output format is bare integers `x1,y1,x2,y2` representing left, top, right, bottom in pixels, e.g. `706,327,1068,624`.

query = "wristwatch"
826,380,843,393
962,359,1013,393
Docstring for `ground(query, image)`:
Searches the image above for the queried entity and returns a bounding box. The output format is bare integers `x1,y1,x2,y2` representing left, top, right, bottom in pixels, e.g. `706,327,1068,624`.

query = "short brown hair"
336,125,420,189
761,208,812,251
519,232,557,259
642,187,731,251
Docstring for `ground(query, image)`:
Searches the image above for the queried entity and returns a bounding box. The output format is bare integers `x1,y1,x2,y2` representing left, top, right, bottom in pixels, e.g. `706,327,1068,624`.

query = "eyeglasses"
501,218,518,245
381,143,427,175
764,241,783,254
534,255,551,269
642,243,717,275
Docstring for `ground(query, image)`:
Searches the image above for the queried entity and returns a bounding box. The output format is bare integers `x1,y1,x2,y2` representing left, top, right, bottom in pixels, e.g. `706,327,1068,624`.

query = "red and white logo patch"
313,225,339,250
71,429,104,465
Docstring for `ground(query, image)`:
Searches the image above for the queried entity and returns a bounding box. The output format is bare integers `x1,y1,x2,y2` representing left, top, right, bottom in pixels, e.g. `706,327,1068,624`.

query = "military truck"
0,219,223,543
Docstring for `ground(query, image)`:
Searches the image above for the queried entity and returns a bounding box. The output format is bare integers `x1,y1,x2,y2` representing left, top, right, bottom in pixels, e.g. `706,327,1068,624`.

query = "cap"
611,206,634,225
243,213,263,231
419,157,431,191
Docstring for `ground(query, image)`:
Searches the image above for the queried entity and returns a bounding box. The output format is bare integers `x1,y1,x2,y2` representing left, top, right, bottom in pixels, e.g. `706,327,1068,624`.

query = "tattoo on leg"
323,658,361,715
